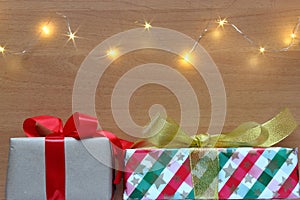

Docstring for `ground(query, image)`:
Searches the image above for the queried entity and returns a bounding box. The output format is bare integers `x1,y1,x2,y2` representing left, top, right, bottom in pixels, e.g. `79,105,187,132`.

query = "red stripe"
124,150,151,181
157,157,191,198
219,149,264,199
125,149,150,171
45,136,65,200
277,164,299,198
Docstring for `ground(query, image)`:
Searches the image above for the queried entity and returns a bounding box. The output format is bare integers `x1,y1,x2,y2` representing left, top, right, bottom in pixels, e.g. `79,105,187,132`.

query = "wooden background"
1,0,300,199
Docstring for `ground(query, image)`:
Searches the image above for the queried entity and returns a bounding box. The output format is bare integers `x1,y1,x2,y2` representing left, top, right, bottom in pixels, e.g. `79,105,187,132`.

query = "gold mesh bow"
132,108,297,148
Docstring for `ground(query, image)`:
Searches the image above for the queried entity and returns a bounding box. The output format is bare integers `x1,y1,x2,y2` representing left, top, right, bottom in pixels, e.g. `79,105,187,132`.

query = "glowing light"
68,32,76,40
290,33,296,39
2,14,299,56
183,52,191,62
179,52,193,66
144,22,152,30
217,18,228,27
67,31,77,43
65,28,79,48
107,49,118,58
0,46,5,54
42,25,50,35
40,23,54,37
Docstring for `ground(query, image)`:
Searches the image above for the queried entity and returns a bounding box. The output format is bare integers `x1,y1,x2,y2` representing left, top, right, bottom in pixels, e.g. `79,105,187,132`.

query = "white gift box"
6,137,113,200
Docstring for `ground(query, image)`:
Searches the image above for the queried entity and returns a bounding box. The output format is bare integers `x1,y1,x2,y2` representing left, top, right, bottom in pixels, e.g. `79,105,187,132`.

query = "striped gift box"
123,148,300,199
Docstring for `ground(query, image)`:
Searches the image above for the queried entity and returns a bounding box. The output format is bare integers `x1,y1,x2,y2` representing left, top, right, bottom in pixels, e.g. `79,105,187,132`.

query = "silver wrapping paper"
6,137,113,200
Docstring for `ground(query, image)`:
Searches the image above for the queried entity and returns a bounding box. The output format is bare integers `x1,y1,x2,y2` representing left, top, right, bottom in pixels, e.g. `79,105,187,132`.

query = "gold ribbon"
132,108,298,148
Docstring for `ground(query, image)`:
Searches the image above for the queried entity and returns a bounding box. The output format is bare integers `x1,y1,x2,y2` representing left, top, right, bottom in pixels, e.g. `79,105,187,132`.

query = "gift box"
6,112,134,200
123,109,299,199
6,138,113,200
6,137,113,200
123,147,300,199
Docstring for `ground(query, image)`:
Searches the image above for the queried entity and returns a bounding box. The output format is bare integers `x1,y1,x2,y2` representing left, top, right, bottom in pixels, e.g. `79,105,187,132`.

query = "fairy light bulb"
38,21,54,37
182,52,191,62
42,25,51,35
290,33,296,39
184,54,189,62
259,47,265,53
64,27,80,48
0,46,5,54
217,18,227,27
144,22,152,30
68,32,76,40
40,23,54,37
107,49,118,58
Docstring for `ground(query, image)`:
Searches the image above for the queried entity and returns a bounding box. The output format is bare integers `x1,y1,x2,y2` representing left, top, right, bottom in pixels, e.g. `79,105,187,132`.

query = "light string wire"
56,12,80,49
279,17,300,52
0,15,299,57
0,13,78,55
5,18,53,55
188,17,300,54
101,16,300,59
189,22,210,53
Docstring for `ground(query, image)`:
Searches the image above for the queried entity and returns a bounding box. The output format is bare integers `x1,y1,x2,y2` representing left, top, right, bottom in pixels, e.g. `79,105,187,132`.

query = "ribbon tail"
260,108,298,147
114,171,123,185
210,108,298,147
97,130,133,184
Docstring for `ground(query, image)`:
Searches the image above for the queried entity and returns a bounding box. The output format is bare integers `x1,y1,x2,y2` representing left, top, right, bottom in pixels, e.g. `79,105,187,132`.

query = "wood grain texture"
1,0,300,199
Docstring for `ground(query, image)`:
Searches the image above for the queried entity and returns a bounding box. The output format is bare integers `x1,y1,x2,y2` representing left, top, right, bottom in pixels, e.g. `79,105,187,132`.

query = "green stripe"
128,186,145,198
219,149,233,168
244,148,287,198
129,150,176,198
264,148,289,176
142,170,160,185
187,189,194,199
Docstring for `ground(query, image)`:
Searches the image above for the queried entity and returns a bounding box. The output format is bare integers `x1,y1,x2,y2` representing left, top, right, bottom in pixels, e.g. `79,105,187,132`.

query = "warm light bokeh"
0,46,5,54
107,48,118,58
40,22,54,37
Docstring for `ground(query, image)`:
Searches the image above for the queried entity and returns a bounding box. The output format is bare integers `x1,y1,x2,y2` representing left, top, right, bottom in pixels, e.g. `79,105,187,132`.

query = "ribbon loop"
24,112,100,139
23,116,63,137
63,112,98,139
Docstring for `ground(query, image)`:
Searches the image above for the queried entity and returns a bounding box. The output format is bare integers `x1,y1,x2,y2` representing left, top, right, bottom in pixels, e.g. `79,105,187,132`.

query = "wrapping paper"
124,147,300,199
6,137,113,200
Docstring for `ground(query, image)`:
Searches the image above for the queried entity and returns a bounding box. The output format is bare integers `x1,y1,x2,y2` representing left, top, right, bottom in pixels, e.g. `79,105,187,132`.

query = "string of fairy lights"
0,13,79,55
182,17,300,62
0,14,299,61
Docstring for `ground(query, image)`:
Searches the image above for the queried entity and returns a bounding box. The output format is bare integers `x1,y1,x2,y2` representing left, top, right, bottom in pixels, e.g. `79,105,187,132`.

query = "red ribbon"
23,112,133,200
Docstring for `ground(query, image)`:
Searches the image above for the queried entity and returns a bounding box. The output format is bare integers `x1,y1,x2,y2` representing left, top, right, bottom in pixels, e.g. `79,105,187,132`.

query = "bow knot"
191,134,212,147
23,112,133,186
23,112,99,139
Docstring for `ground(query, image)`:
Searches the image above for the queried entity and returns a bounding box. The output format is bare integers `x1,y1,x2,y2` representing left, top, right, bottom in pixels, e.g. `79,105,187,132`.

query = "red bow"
23,112,133,200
